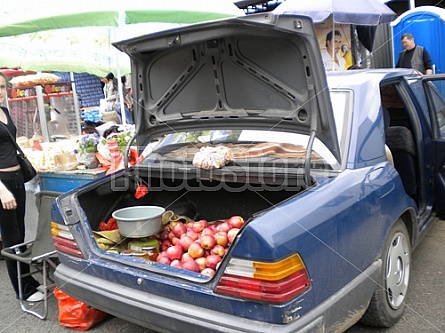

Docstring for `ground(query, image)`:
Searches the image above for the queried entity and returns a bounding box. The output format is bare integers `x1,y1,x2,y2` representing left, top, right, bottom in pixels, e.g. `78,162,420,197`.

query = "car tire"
360,219,411,328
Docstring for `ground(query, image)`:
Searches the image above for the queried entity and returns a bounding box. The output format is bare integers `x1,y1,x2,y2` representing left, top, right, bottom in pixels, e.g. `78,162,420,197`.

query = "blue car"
52,14,445,332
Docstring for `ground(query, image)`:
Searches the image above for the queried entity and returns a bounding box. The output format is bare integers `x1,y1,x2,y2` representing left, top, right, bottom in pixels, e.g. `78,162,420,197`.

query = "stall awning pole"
70,72,82,136
35,85,49,142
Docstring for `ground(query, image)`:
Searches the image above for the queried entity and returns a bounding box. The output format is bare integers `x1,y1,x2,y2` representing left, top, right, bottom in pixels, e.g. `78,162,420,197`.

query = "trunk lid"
114,13,340,163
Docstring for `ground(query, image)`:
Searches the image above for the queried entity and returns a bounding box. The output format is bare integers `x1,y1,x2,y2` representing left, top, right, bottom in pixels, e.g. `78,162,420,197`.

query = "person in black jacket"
396,33,433,75
0,72,44,302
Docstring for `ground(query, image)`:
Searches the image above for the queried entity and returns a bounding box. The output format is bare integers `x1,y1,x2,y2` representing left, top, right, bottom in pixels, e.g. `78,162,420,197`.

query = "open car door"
422,75,445,217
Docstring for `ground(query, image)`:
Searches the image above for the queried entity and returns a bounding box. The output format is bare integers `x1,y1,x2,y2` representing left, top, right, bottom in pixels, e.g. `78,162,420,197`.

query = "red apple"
171,236,180,245
188,242,205,258
205,254,222,270
195,257,207,271
166,245,183,261
181,252,193,262
171,222,187,238
227,215,245,229
186,221,194,229
201,268,215,277
214,231,229,248
210,244,226,257
218,222,232,233
169,220,180,229
201,227,215,236
160,230,170,241
200,234,216,250
178,235,194,252
170,259,182,268
161,239,172,252
182,259,200,272
156,255,171,265
185,229,199,241
192,221,206,233
227,228,240,244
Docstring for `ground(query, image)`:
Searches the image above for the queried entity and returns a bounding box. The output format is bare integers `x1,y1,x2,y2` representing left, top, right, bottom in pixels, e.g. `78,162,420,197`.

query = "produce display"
95,214,245,277
10,73,60,88
24,139,79,171
20,125,137,173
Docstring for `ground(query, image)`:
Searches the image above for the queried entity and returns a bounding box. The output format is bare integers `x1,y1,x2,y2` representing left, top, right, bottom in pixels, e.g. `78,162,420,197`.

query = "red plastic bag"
99,217,119,231
54,287,108,331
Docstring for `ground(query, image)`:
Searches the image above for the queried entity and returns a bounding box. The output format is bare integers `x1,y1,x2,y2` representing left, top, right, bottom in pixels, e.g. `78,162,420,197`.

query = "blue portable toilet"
391,6,445,73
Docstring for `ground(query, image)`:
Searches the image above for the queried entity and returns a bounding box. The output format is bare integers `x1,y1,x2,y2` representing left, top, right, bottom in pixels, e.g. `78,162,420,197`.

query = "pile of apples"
155,216,244,277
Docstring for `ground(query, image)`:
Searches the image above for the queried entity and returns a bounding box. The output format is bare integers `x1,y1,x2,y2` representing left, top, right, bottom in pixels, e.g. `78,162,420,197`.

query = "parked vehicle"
51,13,445,333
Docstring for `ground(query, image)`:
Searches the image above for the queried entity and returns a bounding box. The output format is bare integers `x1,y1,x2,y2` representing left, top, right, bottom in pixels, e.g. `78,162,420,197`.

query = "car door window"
421,77,445,138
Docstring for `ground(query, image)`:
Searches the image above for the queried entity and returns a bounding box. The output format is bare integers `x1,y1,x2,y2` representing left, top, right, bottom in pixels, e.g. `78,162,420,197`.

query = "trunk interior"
77,169,308,232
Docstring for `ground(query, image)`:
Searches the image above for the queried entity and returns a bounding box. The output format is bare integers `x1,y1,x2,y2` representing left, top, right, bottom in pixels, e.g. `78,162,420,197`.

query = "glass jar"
142,246,159,261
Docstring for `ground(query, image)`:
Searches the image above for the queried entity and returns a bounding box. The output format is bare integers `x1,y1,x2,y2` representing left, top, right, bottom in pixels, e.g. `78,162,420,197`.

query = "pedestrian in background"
0,72,44,302
396,33,433,75
101,72,117,111
101,73,134,124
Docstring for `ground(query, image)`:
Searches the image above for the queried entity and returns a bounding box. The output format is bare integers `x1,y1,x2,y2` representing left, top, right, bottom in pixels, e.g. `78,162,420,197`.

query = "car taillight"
51,222,83,258
215,253,310,303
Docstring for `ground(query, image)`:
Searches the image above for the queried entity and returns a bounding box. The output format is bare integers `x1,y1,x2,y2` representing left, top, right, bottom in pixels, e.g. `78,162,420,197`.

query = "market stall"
38,167,107,192
7,72,82,142
21,123,137,193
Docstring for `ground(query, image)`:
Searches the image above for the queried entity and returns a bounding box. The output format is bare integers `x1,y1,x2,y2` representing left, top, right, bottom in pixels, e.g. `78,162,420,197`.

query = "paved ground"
0,191,444,332
347,219,445,333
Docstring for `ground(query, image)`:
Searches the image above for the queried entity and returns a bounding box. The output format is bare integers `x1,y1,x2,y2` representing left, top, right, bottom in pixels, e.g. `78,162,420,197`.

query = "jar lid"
120,250,133,256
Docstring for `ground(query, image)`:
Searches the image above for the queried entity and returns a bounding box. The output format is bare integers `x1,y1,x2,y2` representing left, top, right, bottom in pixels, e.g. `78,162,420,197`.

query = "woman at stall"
0,71,44,302
101,72,134,125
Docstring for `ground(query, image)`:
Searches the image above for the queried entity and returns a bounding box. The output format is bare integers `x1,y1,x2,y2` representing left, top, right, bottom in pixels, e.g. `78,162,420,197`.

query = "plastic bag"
54,287,108,331
192,146,233,170
76,152,99,169
99,99,107,116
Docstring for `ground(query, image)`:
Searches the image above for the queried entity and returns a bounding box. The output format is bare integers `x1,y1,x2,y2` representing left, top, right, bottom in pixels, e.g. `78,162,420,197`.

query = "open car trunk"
77,163,311,233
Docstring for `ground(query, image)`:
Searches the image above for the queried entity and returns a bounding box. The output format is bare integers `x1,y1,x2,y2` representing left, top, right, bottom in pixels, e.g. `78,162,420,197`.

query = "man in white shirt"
321,30,347,71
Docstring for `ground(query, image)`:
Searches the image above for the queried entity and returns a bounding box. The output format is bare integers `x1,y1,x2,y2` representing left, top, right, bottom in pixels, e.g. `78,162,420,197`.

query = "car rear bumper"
54,260,381,333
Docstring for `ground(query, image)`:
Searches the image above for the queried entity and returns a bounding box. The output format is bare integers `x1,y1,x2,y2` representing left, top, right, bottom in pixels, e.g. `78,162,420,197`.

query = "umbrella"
0,0,245,37
273,0,396,69
273,0,395,26
273,0,396,51
0,23,180,77
0,0,245,75
0,1,245,79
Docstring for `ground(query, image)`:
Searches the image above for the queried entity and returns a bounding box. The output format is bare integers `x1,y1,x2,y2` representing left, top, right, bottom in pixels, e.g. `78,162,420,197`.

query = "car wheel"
360,219,411,327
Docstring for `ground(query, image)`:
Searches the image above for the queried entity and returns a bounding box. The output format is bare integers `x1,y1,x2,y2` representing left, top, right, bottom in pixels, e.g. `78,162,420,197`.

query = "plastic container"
112,206,165,238
39,168,106,192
